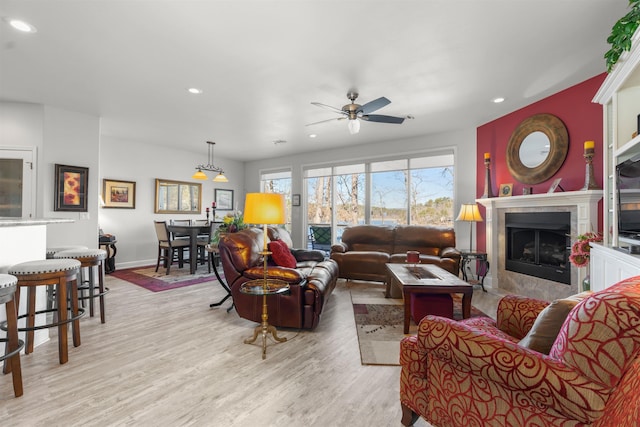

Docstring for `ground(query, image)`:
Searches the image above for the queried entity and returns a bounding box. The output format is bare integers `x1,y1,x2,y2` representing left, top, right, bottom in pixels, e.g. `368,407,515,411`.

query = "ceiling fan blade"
361,114,405,124
306,117,346,127
358,97,391,114
311,102,346,115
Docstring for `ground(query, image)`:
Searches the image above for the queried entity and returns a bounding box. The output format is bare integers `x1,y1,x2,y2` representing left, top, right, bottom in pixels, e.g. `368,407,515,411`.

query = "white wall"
0,101,100,249
42,106,100,248
244,128,478,249
98,136,245,268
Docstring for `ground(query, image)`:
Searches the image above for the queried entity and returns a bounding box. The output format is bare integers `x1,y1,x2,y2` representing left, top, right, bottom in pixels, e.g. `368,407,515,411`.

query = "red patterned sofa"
400,275,640,426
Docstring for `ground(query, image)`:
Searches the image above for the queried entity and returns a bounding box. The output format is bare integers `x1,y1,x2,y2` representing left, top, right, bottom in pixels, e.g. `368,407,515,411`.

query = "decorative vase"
582,264,591,291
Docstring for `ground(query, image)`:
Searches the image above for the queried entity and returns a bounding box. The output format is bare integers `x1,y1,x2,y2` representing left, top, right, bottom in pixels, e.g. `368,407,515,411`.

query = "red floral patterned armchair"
400,276,640,427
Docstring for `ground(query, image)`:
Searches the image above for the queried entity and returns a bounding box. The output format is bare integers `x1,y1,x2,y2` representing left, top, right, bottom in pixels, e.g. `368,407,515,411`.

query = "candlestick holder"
482,157,495,198
206,210,210,223
581,149,601,190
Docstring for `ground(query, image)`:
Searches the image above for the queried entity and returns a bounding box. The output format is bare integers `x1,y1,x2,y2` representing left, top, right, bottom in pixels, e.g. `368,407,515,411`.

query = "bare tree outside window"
335,173,364,226
307,176,331,224
410,166,454,226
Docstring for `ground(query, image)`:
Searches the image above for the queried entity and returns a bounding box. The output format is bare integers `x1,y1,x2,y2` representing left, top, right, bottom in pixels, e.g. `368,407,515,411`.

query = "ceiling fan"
308,91,408,134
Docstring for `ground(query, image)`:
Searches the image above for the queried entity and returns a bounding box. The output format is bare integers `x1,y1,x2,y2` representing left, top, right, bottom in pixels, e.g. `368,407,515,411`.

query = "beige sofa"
329,224,460,283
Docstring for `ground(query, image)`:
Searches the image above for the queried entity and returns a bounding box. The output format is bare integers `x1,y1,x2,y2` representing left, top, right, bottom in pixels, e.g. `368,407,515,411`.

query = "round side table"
239,278,290,359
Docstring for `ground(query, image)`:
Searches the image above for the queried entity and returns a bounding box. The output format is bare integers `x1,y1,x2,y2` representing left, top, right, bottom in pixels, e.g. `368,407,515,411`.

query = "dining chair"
194,220,212,266
153,221,189,274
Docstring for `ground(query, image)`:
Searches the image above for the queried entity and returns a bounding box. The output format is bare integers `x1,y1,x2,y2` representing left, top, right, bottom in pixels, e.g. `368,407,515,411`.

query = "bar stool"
54,248,109,323
7,259,84,365
45,246,87,311
46,245,88,259
0,274,24,397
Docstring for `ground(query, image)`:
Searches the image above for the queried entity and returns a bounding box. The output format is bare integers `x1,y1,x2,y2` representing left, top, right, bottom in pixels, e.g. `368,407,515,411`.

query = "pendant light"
192,141,228,182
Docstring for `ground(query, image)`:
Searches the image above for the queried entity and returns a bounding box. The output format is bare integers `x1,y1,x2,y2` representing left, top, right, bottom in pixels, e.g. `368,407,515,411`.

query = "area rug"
110,263,220,292
351,284,488,366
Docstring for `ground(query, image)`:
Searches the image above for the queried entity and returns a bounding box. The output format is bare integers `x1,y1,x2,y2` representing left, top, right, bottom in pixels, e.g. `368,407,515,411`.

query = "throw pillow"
518,291,592,354
268,239,297,269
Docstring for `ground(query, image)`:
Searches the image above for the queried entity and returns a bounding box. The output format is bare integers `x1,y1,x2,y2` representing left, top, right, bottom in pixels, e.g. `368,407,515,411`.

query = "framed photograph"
499,183,513,197
292,194,301,206
103,179,136,209
547,178,563,193
54,164,88,212
215,189,234,210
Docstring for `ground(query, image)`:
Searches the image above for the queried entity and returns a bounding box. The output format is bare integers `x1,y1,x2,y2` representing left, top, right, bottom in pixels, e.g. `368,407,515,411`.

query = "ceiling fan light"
348,119,360,134
192,169,207,180
213,172,228,183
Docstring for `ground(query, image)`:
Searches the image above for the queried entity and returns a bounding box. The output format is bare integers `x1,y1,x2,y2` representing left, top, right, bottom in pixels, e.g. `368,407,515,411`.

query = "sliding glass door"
303,151,454,247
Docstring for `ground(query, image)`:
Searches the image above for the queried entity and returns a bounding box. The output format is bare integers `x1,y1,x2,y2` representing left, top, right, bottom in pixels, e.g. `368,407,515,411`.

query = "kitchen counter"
0,217,75,348
0,217,74,227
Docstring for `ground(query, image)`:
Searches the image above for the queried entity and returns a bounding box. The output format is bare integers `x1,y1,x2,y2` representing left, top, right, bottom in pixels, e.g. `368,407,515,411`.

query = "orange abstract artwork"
63,172,81,205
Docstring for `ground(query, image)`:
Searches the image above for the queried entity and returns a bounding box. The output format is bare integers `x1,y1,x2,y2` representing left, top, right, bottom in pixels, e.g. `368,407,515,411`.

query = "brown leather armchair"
218,227,338,329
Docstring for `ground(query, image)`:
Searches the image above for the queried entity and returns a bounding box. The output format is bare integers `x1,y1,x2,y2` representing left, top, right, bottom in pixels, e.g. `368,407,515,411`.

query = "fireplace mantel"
476,190,602,211
476,190,602,296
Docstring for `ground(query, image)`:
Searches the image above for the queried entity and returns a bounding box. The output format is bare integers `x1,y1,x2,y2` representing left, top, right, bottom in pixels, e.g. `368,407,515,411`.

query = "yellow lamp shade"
244,193,286,225
213,172,228,183
456,203,483,222
192,169,207,180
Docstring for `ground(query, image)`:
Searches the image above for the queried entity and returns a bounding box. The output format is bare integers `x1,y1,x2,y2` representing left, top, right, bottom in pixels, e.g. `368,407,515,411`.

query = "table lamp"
455,203,483,253
242,192,287,358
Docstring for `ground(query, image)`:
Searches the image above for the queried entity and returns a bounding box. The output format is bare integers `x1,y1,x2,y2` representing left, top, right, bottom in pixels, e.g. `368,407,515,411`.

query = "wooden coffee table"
385,263,473,333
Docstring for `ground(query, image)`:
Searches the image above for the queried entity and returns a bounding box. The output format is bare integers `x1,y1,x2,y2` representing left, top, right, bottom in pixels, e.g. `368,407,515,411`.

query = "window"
371,159,408,225
260,169,292,226
304,152,454,246
334,164,365,227
409,155,454,226
306,167,332,225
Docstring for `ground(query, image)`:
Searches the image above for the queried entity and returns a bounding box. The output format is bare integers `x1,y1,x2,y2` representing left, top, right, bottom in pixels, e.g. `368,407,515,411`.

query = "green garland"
605,0,640,72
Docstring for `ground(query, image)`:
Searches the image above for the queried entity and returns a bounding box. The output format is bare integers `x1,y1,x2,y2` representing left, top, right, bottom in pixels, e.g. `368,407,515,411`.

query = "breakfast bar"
0,217,74,347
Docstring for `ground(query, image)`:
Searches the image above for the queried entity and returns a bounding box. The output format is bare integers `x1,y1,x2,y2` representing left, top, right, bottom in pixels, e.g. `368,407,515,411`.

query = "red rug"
110,264,220,292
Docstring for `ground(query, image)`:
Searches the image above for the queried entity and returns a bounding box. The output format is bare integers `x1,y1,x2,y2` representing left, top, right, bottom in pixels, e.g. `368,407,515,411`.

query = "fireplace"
505,212,571,284
477,190,601,301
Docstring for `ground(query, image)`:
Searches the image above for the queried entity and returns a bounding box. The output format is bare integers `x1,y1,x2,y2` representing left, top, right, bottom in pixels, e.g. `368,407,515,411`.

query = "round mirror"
506,113,568,184
519,131,550,168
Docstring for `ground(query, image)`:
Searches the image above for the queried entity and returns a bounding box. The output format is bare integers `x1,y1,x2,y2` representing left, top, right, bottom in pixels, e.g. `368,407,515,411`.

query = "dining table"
167,223,210,274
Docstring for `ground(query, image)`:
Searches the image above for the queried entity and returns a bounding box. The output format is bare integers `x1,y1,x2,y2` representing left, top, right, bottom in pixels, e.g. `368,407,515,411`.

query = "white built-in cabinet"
590,243,640,291
591,27,640,289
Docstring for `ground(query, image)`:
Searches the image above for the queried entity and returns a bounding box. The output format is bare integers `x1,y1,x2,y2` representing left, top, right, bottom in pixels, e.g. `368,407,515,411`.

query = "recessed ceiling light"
308,134,317,138
187,88,203,94
492,97,505,103
8,19,37,33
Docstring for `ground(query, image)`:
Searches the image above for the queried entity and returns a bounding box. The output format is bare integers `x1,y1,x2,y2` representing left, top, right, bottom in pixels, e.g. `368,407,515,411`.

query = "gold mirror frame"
506,113,569,185
154,178,202,214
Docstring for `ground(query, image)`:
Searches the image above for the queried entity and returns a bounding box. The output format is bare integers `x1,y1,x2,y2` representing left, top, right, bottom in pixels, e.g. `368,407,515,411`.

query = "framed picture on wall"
103,179,136,209
54,164,89,212
215,189,234,210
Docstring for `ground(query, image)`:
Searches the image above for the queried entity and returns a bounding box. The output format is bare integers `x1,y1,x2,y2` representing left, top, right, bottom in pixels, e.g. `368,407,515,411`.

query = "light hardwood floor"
1,274,501,426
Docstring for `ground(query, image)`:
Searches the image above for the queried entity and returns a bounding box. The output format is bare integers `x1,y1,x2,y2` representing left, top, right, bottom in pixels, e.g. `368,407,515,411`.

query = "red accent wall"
476,74,606,252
